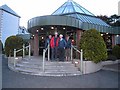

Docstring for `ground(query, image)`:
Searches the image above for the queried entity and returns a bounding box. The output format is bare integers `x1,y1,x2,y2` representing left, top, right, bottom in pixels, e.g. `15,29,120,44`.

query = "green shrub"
80,29,108,63
5,36,24,57
112,45,120,59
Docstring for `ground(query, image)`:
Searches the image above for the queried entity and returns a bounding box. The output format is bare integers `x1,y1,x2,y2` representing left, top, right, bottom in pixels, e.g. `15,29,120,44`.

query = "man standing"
45,35,52,60
45,35,52,49
50,32,59,61
58,34,66,61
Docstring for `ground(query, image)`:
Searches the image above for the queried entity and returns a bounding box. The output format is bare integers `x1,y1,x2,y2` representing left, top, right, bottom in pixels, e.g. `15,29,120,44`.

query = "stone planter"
82,61,102,74
73,59,120,74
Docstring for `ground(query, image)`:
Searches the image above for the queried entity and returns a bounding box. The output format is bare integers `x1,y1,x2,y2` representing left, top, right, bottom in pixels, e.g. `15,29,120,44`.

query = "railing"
71,45,83,73
13,43,31,67
42,44,50,72
42,44,83,73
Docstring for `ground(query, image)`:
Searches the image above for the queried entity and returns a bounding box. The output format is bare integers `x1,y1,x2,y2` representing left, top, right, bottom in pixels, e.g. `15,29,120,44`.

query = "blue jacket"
58,38,66,48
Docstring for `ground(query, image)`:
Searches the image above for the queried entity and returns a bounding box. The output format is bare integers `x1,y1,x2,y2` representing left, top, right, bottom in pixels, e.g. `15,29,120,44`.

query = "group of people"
45,32,71,62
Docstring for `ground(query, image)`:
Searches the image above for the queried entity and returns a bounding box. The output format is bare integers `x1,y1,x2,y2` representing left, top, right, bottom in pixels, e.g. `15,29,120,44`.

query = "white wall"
1,10,20,46
0,10,3,40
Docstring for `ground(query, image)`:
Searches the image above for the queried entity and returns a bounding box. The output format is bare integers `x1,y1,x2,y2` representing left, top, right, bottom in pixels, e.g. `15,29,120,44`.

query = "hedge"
5,36,24,57
80,29,108,63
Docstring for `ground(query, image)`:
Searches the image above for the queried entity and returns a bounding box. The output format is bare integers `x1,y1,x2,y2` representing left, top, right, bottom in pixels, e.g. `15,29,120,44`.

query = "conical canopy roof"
52,0,94,16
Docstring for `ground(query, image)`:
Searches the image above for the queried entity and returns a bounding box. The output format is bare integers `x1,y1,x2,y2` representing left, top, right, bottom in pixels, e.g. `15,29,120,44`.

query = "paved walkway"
8,56,82,76
3,55,119,88
102,63,120,72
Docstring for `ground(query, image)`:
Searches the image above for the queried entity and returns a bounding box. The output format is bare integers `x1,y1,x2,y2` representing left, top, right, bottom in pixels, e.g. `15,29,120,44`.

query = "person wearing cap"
50,32,59,61
58,34,66,61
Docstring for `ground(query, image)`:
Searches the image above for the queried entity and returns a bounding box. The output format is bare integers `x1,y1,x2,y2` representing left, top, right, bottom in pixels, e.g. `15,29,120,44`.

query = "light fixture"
36,29,39,32
41,28,44,30
106,33,108,35
42,36,44,39
116,35,119,37
63,27,66,30
101,34,103,36
33,35,34,37
51,27,54,29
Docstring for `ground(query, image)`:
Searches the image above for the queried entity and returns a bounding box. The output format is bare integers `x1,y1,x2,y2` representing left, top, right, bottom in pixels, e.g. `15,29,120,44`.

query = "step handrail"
13,43,31,67
71,45,83,73
42,44,50,72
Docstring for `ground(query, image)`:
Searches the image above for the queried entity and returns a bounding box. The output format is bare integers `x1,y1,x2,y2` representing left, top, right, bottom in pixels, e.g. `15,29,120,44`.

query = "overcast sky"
0,0,119,28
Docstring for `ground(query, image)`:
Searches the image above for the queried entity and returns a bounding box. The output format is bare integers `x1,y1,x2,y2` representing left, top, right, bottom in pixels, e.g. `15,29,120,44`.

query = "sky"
0,0,119,28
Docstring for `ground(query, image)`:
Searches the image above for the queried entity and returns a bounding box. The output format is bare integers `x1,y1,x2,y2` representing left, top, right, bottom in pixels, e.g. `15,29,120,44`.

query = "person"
45,35,52,60
58,34,66,61
50,32,59,61
65,35,71,61
45,35,52,48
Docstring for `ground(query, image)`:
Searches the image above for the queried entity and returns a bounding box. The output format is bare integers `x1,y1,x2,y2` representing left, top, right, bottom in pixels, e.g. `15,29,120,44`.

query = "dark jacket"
45,38,51,48
58,38,66,48
65,39,71,49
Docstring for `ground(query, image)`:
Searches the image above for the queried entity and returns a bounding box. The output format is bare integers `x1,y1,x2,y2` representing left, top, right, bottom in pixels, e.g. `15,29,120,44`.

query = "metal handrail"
71,45,83,74
72,45,81,53
42,44,50,72
13,43,31,67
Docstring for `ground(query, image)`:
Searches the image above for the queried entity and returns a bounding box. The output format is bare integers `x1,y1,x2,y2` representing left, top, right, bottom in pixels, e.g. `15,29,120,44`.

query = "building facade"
27,0,120,56
0,5,20,46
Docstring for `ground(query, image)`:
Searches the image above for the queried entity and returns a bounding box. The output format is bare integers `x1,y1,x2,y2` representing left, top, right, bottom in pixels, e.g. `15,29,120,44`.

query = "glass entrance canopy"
28,0,120,34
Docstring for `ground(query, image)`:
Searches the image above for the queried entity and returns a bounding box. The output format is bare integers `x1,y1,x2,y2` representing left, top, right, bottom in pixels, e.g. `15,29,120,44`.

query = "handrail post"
80,49,83,74
43,49,45,72
23,44,25,58
14,49,16,67
29,43,31,59
48,44,50,61
71,46,73,62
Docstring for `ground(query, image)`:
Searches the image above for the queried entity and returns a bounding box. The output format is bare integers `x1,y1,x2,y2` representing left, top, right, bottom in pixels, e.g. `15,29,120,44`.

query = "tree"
97,14,120,26
80,29,108,63
5,36,24,57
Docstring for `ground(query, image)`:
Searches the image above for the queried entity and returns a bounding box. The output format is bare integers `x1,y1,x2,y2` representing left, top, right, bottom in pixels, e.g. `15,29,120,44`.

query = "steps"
13,57,82,76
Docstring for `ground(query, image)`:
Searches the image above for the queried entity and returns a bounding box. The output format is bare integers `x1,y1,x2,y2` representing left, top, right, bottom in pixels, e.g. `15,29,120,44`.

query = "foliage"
97,14,120,26
5,36,24,57
80,29,108,63
112,45,120,59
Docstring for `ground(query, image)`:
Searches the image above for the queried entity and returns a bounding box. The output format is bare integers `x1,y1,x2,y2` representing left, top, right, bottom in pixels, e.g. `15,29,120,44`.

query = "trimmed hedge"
5,36,24,57
80,29,108,63
112,45,120,59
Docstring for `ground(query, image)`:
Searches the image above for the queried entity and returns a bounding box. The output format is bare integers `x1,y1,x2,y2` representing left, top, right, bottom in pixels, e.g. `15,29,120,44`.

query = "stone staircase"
13,56,82,76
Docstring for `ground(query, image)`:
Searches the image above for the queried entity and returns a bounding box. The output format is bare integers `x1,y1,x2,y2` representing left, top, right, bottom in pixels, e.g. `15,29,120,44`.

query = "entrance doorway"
39,34,46,55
